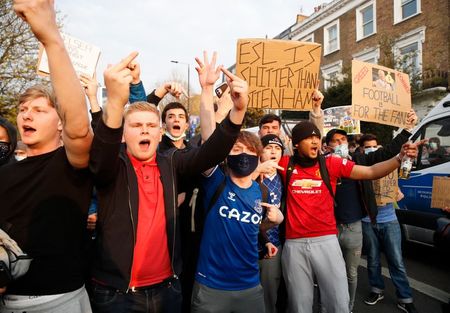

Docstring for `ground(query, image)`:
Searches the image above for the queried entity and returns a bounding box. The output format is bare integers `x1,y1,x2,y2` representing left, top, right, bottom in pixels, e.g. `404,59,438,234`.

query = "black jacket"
341,129,411,223
89,115,241,291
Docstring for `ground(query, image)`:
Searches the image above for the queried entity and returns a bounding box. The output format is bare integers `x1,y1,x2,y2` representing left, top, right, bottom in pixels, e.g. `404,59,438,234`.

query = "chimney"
296,14,308,24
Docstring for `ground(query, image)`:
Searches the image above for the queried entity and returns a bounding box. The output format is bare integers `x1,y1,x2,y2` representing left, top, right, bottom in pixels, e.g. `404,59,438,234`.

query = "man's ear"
159,128,163,142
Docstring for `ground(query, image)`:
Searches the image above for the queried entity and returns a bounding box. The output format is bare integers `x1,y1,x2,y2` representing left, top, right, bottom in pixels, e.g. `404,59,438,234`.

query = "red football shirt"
128,153,173,287
279,155,355,239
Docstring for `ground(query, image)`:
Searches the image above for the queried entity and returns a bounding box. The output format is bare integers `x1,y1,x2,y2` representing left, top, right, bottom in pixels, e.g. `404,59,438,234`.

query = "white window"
321,60,343,89
394,0,421,24
353,47,380,64
394,27,425,76
356,1,376,41
301,33,314,42
323,20,340,55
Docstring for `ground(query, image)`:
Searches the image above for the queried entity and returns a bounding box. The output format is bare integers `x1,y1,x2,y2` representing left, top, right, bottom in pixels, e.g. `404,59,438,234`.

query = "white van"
397,93,450,248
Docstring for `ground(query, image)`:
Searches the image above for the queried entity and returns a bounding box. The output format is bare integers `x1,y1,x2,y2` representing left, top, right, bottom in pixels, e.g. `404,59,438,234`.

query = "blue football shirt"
195,167,263,290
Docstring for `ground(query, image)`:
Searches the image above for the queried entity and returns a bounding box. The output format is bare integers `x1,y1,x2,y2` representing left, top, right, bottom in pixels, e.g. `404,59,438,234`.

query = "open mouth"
172,125,181,131
139,139,150,150
270,156,277,160
22,125,36,135
311,147,318,153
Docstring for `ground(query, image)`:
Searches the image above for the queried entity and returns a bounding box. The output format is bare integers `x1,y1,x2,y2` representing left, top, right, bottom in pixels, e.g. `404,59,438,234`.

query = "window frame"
393,0,421,24
323,19,340,56
356,0,377,41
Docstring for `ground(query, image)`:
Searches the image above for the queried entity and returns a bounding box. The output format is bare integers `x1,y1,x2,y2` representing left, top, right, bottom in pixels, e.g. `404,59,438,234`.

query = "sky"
56,0,330,93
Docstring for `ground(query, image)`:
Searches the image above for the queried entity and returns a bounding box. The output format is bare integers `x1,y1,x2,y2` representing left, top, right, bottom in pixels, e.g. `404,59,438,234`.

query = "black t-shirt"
0,147,92,295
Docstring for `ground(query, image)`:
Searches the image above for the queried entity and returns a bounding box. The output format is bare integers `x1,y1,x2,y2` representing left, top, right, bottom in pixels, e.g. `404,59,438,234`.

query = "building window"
398,42,420,74
394,0,421,24
321,60,343,89
324,20,340,55
394,27,425,77
353,47,380,64
301,33,314,42
356,1,376,41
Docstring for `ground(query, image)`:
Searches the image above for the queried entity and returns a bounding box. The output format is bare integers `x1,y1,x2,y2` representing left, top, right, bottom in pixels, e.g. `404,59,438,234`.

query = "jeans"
90,277,182,313
337,221,362,312
362,220,413,303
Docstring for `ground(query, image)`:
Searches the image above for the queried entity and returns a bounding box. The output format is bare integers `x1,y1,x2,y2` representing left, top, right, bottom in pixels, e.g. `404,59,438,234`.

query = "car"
397,93,450,249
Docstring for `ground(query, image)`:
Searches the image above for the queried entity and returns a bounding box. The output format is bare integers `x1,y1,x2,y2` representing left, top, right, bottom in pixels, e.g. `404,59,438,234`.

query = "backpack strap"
206,177,227,215
281,156,295,214
318,154,336,206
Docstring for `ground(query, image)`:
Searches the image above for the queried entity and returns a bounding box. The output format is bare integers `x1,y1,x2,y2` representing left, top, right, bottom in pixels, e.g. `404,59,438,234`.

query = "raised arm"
89,52,138,186
221,68,247,125
195,51,222,142
103,52,139,128
349,141,422,180
14,0,92,168
309,81,324,133
363,109,418,165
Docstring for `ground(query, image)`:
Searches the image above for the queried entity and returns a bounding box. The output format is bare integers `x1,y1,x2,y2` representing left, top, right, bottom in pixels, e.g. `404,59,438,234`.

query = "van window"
413,117,450,169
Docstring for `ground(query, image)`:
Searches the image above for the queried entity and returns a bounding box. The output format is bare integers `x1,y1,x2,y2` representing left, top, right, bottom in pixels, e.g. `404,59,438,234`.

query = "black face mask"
0,141,11,164
226,153,259,178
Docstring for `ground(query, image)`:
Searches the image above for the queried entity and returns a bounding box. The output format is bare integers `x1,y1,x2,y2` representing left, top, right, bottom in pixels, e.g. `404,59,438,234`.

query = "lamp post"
170,60,190,114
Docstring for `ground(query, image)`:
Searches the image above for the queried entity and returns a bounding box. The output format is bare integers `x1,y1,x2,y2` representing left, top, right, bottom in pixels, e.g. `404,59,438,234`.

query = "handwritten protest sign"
37,33,101,78
374,171,398,206
323,105,361,135
236,39,321,110
373,170,398,206
431,176,450,209
351,60,411,128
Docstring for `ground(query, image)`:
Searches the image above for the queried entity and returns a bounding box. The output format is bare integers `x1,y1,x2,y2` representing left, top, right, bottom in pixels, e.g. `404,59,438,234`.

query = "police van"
397,93,450,248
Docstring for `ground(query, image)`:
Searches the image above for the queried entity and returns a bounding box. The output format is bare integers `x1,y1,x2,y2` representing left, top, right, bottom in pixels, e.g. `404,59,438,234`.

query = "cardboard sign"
323,105,361,135
236,39,321,111
431,176,450,209
373,170,398,206
351,60,411,128
37,33,101,78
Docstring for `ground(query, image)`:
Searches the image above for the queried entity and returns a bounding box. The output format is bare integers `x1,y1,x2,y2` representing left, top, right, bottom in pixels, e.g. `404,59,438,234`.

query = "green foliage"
243,107,265,128
0,0,50,125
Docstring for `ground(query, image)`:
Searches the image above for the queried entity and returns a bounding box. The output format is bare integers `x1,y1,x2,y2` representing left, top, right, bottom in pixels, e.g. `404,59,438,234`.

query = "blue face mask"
429,142,438,150
333,143,349,158
364,147,378,155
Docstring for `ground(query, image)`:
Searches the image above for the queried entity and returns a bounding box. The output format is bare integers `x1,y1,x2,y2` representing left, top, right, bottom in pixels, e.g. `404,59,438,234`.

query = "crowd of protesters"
0,1,434,313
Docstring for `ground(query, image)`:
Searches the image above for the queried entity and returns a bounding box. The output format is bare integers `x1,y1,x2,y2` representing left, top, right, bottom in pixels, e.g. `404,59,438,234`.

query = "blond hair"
19,85,56,108
123,101,160,120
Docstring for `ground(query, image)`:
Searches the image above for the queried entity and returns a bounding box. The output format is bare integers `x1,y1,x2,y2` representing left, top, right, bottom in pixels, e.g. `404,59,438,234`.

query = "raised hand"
129,61,141,85
103,51,139,108
13,0,60,45
311,80,324,114
261,202,284,224
399,139,427,160
220,67,248,112
195,51,222,88
405,109,418,132
80,73,99,99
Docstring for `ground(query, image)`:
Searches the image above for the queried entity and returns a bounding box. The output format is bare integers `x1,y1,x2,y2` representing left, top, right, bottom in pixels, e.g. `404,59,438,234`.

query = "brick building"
276,0,449,93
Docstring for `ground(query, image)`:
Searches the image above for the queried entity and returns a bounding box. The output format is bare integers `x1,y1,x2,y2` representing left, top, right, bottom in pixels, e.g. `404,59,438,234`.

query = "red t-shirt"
279,155,355,239
128,153,173,287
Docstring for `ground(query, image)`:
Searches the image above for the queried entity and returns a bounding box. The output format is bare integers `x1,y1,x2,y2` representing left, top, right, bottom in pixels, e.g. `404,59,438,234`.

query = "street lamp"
170,60,190,114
